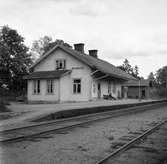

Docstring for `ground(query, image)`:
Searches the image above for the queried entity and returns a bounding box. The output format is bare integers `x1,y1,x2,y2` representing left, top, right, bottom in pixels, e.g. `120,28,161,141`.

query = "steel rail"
96,117,167,164
0,102,167,144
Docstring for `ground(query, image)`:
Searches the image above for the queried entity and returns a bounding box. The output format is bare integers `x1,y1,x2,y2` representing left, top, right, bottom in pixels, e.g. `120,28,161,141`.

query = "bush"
0,99,10,112
155,88,167,98
0,87,26,101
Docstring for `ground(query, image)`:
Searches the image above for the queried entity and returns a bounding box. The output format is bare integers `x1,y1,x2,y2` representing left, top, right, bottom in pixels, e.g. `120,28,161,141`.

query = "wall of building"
27,79,59,102
114,83,122,98
127,86,149,99
34,49,89,72
59,68,92,102
28,48,124,102
29,49,92,102
91,79,122,99
101,81,109,97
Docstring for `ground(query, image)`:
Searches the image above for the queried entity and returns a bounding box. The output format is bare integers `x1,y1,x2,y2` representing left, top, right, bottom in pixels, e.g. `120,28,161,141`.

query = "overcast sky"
1,0,167,78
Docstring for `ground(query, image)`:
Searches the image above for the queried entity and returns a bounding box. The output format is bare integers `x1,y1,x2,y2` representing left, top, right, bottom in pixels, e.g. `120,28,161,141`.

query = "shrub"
156,88,167,98
0,99,10,112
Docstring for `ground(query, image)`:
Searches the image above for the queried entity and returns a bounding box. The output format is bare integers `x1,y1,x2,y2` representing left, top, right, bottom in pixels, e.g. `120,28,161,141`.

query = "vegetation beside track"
0,99,10,113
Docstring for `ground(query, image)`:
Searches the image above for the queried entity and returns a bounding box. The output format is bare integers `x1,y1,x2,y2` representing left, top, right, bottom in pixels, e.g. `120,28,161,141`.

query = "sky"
1,0,167,78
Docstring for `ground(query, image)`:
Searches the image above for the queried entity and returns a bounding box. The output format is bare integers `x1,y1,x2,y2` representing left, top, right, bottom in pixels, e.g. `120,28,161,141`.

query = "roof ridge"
30,43,136,80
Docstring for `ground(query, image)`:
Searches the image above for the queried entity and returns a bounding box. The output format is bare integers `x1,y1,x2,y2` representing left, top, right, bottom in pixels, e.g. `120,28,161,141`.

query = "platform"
0,99,162,130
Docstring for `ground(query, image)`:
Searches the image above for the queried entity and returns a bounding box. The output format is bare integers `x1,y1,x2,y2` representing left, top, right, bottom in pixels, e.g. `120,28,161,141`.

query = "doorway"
142,90,146,98
97,83,101,98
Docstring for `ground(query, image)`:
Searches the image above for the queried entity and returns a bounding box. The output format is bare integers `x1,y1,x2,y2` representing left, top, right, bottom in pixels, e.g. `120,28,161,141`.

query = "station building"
24,43,135,102
123,79,150,99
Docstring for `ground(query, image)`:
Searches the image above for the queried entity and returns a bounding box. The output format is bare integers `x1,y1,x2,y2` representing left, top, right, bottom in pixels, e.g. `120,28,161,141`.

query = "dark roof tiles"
23,70,71,80
30,45,136,81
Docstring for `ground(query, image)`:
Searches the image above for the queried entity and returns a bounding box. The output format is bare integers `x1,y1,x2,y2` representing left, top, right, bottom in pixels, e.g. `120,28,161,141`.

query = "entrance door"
142,90,145,98
97,83,101,98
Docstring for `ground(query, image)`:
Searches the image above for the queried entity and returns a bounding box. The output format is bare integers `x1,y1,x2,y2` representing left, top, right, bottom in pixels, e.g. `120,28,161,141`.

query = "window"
56,59,66,70
47,80,54,94
33,80,40,94
73,79,81,94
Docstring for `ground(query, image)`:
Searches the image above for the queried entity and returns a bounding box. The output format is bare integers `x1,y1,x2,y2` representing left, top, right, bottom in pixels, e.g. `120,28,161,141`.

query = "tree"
147,72,156,87
117,59,139,78
31,36,72,57
122,59,133,74
31,36,52,57
0,25,32,92
117,59,133,74
156,66,167,88
148,72,155,81
132,65,139,78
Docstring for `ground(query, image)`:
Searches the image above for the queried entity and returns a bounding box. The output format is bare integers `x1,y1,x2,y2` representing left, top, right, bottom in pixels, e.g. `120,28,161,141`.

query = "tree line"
117,59,139,78
0,25,167,95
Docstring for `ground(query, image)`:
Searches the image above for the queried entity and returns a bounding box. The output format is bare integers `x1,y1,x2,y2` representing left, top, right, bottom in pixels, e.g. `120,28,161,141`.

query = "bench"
103,94,116,100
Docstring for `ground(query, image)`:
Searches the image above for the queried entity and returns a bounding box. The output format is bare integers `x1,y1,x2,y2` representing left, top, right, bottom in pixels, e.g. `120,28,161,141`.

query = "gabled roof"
123,79,149,87
30,44,136,81
23,70,71,80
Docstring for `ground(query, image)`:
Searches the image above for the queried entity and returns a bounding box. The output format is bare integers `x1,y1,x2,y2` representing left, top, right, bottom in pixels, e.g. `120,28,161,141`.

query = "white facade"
28,49,92,102
27,79,59,101
91,80,122,99
27,48,123,102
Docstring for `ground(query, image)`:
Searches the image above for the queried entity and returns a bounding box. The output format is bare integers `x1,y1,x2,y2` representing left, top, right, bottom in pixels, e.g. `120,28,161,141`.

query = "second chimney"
89,49,98,58
74,43,84,53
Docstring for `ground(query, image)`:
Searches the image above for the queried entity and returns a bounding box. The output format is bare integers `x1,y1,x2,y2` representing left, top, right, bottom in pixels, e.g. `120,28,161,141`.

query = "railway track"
96,115,167,164
0,102,167,144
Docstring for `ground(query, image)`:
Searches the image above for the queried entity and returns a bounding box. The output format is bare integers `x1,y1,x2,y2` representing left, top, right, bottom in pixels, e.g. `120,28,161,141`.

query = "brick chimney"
88,49,98,58
74,43,84,53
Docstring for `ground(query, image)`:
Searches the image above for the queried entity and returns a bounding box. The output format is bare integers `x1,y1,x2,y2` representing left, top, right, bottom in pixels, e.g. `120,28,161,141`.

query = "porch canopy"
23,70,71,80
91,69,130,82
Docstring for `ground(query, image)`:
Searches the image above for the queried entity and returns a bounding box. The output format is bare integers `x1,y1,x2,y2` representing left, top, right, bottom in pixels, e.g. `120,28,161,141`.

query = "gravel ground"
106,120,167,164
1,105,167,164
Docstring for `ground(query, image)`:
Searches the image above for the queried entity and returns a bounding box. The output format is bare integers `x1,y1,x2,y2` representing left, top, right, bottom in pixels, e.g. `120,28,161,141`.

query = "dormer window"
56,59,66,70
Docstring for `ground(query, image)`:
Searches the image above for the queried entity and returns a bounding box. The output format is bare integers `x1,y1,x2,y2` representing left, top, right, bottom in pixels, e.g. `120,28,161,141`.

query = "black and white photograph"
0,0,167,163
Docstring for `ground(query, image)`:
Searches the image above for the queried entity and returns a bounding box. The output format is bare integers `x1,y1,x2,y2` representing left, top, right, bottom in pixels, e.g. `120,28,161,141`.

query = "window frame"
73,78,81,94
46,79,54,94
33,80,40,94
55,59,66,70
